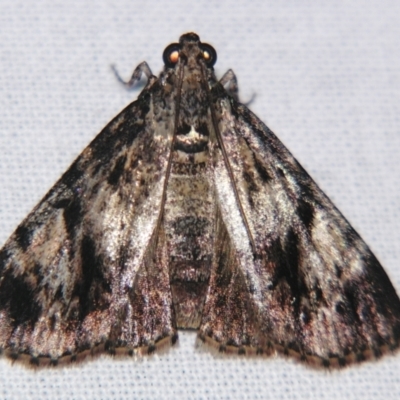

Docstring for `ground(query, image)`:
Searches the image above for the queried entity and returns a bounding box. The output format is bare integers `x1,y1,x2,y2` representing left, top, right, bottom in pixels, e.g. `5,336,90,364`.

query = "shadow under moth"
0,32,399,368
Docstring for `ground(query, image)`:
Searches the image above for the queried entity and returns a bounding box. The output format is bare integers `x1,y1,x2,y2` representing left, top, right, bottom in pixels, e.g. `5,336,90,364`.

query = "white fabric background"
0,1,399,399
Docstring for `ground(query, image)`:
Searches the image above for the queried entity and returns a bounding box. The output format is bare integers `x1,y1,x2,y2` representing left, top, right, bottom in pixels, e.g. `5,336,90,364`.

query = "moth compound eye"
163,43,181,68
200,43,217,67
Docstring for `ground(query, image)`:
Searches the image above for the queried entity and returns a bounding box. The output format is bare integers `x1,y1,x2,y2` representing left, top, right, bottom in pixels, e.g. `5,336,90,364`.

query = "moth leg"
111,61,154,88
219,69,239,101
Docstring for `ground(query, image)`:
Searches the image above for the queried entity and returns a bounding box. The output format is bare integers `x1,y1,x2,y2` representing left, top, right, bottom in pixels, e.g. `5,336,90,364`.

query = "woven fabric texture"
0,1,399,399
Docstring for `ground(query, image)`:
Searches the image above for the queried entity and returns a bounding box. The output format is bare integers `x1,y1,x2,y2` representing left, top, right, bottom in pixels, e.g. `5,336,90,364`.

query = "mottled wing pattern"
0,81,177,365
200,87,400,367
2,32,399,369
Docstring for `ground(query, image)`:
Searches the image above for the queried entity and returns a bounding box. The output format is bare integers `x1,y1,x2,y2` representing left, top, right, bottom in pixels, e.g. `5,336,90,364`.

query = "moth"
0,33,399,369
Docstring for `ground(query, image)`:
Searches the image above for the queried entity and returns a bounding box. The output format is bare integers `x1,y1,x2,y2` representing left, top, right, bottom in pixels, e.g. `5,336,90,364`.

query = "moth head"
162,34,217,69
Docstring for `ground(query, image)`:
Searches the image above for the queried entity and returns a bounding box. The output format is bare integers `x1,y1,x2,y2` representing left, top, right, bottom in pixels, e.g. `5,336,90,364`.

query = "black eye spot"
163,43,181,68
200,43,217,67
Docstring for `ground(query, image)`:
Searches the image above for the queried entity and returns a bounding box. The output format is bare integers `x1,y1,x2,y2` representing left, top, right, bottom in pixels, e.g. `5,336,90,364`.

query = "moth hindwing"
0,32,399,368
